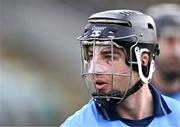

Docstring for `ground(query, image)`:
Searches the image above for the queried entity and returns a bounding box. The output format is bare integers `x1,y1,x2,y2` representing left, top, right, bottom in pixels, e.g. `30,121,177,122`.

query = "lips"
95,80,110,92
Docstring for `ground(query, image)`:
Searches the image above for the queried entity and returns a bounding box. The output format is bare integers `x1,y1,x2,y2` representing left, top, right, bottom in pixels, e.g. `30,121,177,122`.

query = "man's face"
85,45,132,94
155,35,180,93
157,35,180,74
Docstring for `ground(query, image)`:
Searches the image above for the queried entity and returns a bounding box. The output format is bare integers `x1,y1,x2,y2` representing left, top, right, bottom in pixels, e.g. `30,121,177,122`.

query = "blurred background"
0,0,180,126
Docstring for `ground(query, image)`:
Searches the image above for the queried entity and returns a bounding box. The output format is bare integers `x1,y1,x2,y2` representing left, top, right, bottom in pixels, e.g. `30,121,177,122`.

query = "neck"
116,84,154,120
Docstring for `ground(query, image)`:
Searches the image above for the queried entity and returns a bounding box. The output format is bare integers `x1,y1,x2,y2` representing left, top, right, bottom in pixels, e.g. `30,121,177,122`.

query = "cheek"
160,44,170,56
113,75,130,90
113,62,130,73
111,62,131,90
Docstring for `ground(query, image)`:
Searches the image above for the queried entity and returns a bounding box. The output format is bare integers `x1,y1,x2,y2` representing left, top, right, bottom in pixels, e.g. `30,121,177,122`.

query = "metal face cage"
78,35,139,105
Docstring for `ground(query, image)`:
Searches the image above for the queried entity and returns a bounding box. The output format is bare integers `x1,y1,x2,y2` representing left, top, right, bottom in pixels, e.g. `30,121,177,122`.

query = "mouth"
95,80,110,92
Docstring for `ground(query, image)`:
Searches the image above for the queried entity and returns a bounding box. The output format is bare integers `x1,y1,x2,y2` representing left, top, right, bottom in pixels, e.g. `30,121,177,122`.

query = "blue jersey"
60,84,180,127
165,92,180,102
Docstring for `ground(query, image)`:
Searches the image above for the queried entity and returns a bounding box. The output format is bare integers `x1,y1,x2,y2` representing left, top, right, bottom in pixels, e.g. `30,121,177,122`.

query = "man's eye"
105,54,119,61
105,54,112,60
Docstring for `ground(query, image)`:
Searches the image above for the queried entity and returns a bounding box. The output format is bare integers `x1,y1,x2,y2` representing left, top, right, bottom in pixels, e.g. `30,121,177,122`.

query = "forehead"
87,45,122,52
160,27,180,38
82,41,124,51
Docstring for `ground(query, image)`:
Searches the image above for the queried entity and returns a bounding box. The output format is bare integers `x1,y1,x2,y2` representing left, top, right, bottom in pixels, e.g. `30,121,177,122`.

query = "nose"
88,56,108,73
88,62,108,73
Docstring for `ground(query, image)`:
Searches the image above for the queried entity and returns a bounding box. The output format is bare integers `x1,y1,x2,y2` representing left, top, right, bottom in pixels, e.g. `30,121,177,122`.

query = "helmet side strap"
135,47,155,84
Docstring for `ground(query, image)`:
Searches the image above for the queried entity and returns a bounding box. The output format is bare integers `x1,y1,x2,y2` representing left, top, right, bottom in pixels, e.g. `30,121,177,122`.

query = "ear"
141,52,149,66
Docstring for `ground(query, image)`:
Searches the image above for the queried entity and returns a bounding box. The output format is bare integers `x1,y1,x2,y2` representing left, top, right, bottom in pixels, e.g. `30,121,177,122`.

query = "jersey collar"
95,83,171,121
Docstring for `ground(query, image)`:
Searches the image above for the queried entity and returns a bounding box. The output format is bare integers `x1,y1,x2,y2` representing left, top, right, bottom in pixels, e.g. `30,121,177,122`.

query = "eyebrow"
87,46,121,54
101,47,121,54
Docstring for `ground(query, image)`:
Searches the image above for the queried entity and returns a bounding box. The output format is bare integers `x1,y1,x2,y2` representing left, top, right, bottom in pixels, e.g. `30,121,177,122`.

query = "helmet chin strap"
92,79,143,108
134,47,155,84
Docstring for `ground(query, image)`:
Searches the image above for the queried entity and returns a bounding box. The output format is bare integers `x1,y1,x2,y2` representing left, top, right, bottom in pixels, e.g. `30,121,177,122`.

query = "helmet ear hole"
148,23,154,30
141,53,149,66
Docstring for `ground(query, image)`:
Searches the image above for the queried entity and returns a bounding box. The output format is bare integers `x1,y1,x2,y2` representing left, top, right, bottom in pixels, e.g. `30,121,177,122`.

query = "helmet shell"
81,10,159,63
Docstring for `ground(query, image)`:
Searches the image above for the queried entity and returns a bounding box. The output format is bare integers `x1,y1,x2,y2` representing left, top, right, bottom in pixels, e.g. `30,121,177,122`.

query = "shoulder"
170,92,180,101
162,95,180,108
60,100,98,127
161,95,180,118
150,95,180,126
